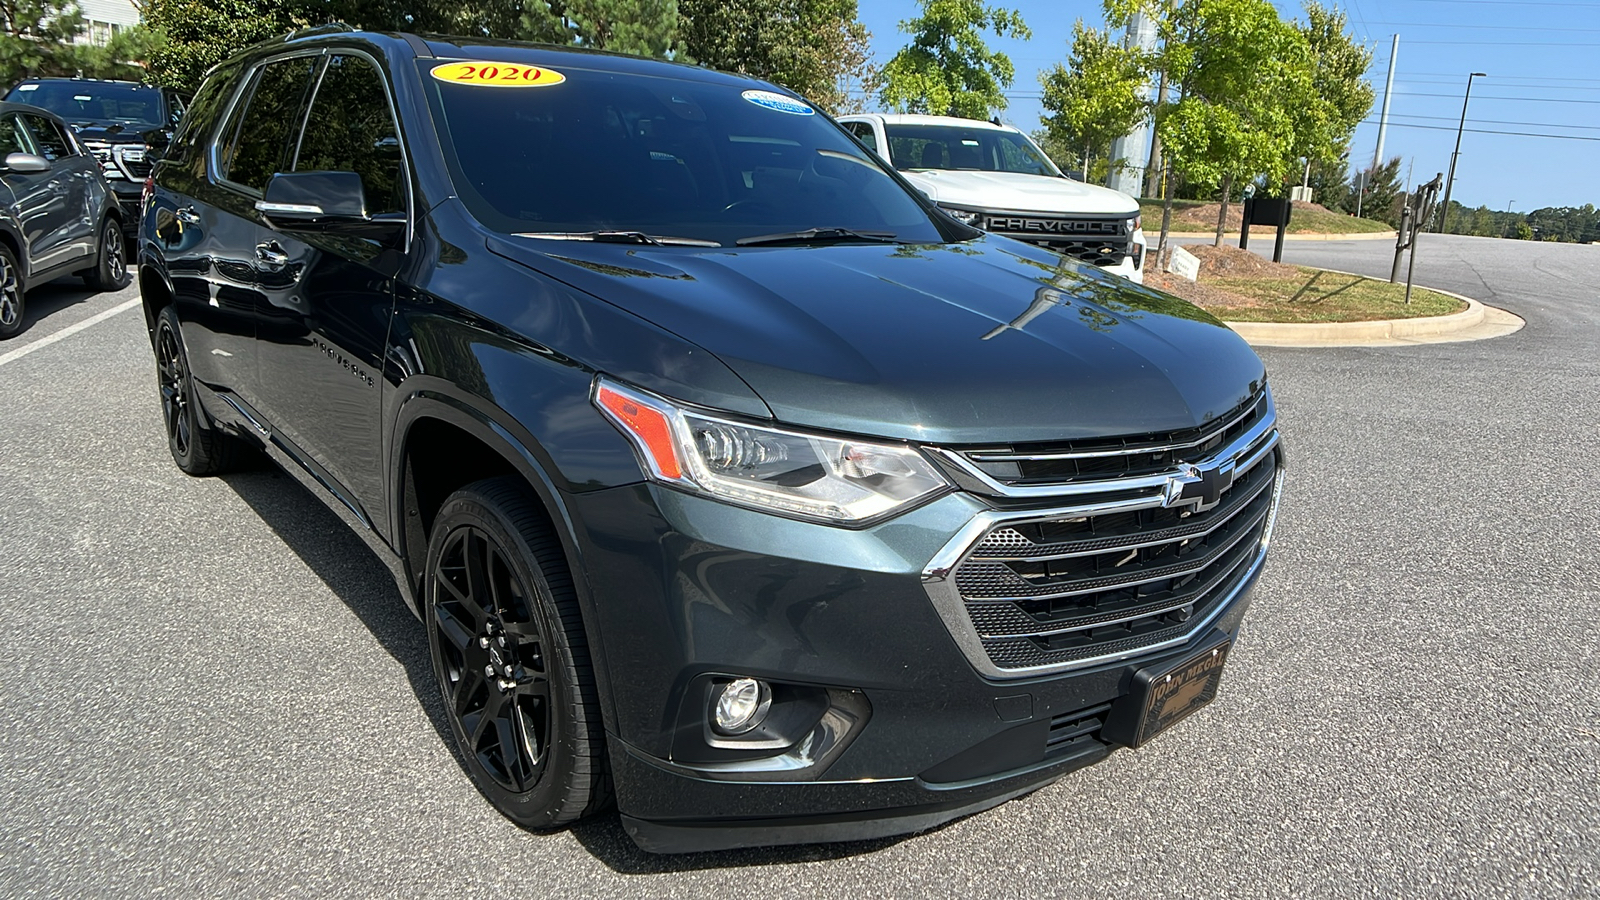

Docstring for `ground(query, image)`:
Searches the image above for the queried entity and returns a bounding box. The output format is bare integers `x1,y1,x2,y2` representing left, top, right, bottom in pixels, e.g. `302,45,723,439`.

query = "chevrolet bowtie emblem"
1163,460,1236,512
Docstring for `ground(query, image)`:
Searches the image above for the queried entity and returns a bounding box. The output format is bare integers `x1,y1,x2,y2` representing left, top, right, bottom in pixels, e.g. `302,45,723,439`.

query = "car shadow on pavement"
13,279,103,337
220,463,933,870
219,465,455,754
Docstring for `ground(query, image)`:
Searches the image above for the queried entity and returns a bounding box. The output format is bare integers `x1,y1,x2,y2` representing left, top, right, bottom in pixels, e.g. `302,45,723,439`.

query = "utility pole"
1373,35,1399,170
1439,72,1487,234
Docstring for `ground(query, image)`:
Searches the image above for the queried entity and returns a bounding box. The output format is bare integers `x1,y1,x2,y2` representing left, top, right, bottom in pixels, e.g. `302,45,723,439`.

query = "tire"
83,217,130,292
154,305,241,475
0,243,23,339
425,477,610,829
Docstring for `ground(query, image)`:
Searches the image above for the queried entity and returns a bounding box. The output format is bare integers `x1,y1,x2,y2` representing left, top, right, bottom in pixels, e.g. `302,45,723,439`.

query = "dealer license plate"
1103,638,1232,749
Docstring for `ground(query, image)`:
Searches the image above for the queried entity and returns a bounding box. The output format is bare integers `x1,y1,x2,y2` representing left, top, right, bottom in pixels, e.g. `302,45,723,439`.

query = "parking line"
0,297,141,369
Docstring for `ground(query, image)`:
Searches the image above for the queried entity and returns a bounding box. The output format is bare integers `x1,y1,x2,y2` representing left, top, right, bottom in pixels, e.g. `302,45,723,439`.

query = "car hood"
487,233,1264,445
67,122,159,145
904,170,1138,217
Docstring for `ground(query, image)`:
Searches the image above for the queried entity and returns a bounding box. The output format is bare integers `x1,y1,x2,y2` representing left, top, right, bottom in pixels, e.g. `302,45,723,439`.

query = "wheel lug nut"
483,665,496,678
497,636,507,647
478,637,490,648
503,665,514,676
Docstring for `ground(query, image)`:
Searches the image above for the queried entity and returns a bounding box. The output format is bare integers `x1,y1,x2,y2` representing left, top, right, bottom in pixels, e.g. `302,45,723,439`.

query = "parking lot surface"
1,235,1595,898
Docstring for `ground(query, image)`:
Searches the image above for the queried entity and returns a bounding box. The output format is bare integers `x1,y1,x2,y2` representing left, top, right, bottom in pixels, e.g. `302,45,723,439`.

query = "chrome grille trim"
931,393,1278,500
954,501,1272,603
920,390,1283,679
966,392,1267,463
922,467,1282,679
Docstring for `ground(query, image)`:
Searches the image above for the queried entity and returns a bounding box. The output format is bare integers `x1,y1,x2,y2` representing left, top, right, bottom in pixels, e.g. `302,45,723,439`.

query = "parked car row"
0,78,186,338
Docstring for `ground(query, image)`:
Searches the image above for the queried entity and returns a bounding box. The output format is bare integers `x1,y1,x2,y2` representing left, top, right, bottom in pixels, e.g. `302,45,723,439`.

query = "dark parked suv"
138,28,1284,853
4,78,188,237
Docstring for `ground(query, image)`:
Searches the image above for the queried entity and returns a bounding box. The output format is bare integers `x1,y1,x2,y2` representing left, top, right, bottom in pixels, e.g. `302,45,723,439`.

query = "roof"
843,113,1019,133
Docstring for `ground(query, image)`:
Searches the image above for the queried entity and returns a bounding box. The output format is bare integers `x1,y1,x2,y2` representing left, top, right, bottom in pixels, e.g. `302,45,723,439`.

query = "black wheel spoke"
434,603,476,653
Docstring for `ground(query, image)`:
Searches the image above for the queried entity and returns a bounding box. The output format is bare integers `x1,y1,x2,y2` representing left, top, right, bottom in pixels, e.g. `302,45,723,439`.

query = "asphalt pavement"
1,235,1595,898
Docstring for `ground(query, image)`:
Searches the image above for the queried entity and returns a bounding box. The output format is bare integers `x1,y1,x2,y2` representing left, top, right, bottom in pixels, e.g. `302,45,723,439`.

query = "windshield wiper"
514,230,720,247
735,227,900,247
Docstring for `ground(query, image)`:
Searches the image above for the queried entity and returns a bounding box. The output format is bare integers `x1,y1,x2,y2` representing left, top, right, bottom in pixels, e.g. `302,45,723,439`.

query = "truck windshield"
885,124,1060,177
6,81,166,128
421,60,947,247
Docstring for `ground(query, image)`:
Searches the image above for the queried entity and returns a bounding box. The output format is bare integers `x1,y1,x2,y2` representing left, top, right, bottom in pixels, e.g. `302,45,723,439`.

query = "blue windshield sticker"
741,90,814,116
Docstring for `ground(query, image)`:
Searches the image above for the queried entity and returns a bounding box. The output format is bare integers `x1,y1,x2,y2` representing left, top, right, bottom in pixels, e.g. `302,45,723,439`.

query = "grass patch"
1201,267,1467,323
1138,199,1393,235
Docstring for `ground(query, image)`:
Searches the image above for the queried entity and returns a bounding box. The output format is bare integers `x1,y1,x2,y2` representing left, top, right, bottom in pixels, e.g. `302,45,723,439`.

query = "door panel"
252,52,405,529
2,114,89,276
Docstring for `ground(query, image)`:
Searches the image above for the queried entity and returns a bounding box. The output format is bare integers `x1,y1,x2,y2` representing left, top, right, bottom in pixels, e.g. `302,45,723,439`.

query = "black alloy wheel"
0,243,22,339
426,477,608,829
154,305,239,475
84,218,130,292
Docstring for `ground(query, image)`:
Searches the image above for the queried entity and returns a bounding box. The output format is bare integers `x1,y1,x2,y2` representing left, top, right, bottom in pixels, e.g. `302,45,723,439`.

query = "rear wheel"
0,243,23,339
155,305,241,474
83,218,130,292
425,477,609,829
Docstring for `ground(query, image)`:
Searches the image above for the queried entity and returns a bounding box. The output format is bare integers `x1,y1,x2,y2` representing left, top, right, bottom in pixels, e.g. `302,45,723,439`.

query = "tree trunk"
1214,174,1234,247
1157,160,1176,273
1144,69,1167,198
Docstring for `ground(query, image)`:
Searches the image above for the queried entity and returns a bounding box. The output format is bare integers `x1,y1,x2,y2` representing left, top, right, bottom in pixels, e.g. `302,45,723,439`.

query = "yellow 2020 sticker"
430,61,566,88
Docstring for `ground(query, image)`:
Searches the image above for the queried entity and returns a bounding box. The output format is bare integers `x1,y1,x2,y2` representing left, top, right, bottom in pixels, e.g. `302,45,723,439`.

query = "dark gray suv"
138,28,1284,853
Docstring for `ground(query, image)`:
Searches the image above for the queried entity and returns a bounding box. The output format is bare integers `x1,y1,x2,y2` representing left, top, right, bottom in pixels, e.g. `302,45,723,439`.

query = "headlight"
940,206,984,227
594,378,948,525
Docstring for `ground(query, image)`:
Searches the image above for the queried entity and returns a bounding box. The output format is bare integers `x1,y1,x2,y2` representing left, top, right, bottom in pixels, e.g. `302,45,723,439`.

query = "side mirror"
3,152,50,174
254,170,402,236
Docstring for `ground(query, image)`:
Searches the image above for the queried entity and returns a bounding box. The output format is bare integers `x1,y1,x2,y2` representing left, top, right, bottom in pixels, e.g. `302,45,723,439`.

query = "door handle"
255,242,289,268
175,206,200,225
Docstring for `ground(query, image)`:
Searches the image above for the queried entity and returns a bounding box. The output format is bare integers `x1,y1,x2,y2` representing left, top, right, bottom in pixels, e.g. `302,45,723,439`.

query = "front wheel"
83,218,130,292
154,305,241,474
425,477,609,829
0,243,23,339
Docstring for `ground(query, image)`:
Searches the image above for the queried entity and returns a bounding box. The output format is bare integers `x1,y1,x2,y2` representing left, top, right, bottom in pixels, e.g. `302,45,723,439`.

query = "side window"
0,115,34,157
847,122,878,152
219,55,320,193
19,114,71,161
294,54,405,215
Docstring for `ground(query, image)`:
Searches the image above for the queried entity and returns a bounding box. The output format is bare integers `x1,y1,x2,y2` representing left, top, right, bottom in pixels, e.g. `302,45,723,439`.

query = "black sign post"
1239,197,1294,262
1390,174,1444,304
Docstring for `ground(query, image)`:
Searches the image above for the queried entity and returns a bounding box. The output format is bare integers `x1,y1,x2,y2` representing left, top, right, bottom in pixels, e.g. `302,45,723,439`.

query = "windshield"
421,61,947,246
6,81,166,128
884,123,1061,177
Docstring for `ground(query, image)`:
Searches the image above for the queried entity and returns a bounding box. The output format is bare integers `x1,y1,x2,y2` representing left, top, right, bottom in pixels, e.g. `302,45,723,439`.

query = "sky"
855,0,1600,213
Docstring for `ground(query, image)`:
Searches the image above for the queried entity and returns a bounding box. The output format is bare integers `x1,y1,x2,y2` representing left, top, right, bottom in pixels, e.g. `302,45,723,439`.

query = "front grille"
959,389,1269,487
925,391,1281,676
981,214,1134,267
954,454,1275,671
79,140,148,180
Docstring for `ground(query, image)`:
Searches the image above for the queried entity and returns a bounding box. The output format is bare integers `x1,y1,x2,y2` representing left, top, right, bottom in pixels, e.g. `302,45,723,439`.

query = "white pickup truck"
838,113,1148,283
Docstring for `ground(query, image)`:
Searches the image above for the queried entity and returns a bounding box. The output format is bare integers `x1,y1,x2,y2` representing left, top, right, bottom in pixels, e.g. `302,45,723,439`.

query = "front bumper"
567,471,1268,852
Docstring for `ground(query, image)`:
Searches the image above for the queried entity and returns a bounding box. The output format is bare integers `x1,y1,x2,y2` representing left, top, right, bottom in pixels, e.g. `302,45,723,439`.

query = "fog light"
711,677,772,735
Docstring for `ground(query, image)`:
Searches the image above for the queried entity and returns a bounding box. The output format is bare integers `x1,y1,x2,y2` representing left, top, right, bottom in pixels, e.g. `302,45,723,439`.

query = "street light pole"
1439,72,1487,233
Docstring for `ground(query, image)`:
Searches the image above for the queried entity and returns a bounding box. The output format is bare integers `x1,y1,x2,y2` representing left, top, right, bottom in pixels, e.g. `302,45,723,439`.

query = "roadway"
0,234,1594,897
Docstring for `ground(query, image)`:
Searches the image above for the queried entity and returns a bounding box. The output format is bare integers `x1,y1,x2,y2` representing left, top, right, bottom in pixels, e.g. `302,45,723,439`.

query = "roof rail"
288,22,356,40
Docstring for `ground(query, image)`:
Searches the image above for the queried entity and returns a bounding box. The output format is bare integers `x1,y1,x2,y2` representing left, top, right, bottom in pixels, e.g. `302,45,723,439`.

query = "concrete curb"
1167,230,1397,243
1221,276,1524,348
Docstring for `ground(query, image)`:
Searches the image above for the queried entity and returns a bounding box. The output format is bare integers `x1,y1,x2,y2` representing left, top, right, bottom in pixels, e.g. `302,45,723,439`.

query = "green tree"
1110,0,1315,248
145,0,299,90
1280,3,1372,195
516,0,679,58
0,0,159,85
879,0,1030,120
1514,221,1534,241
678,0,876,114
1352,155,1401,225
1039,20,1146,186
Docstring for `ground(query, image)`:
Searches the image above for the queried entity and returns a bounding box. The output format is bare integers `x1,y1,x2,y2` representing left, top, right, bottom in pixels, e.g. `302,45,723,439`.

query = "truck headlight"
595,377,949,525
940,206,983,227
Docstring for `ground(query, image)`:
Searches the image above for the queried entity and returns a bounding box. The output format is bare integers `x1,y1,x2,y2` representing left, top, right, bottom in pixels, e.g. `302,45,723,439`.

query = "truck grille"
981,215,1134,266
923,391,1281,677
80,140,148,181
